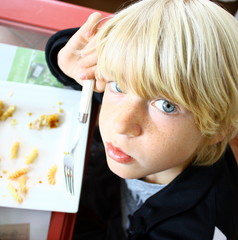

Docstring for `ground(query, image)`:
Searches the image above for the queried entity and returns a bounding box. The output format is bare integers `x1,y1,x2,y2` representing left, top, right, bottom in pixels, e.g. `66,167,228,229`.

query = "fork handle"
78,79,95,123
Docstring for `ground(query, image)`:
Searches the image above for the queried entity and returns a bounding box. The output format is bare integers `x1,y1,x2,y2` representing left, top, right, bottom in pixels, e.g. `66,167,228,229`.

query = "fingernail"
85,31,91,38
85,30,92,39
79,73,87,80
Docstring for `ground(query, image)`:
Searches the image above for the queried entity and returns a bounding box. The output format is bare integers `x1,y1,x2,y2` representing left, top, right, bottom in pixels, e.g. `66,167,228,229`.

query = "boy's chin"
106,157,142,180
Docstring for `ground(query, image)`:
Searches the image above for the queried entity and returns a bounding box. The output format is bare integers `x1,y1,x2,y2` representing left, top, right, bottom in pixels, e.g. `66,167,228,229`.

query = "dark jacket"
127,147,238,240
45,29,238,240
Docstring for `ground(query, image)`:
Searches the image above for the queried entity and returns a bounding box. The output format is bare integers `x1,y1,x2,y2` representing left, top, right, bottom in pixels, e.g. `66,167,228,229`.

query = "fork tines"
64,155,74,195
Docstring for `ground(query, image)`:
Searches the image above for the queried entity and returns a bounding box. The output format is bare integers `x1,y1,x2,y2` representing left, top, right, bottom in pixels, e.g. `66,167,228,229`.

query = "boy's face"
99,81,204,184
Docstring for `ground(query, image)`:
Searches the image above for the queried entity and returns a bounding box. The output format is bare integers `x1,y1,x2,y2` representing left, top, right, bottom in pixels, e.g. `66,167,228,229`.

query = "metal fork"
64,79,94,195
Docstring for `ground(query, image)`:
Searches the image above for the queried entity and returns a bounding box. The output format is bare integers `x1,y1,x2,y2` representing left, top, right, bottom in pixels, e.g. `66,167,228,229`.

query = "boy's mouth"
106,142,134,164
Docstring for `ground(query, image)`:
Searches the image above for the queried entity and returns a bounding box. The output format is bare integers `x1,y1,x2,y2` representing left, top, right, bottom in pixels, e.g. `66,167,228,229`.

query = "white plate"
0,81,90,213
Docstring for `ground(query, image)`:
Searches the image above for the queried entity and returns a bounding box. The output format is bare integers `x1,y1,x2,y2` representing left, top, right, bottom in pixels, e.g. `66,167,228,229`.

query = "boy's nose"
113,104,143,137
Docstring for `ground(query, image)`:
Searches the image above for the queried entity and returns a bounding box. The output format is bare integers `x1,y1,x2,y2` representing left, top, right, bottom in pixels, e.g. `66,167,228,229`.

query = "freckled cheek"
99,97,126,129
148,110,175,135
148,112,202,154
99,102,113,139
162,126,202,156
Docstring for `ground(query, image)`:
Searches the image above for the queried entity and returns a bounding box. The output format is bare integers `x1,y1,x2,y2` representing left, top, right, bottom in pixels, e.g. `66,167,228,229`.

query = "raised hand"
58,12,106,92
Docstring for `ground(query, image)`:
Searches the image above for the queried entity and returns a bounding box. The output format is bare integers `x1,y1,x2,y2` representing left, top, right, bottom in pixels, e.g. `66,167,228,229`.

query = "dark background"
60,0,237,15
60,0,136,13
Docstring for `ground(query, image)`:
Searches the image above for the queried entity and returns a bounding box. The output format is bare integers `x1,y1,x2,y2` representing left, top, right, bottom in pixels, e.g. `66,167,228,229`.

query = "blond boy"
46,0,238,239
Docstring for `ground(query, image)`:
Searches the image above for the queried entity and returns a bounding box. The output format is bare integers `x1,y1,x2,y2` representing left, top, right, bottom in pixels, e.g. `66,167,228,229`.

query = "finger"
77,35,98,68
84,68,106,93
66,12,103,50
74,65,97,82
81,12,103,37
95,78,106,93
57,35,96,78
78,51,97,69
95,69,106,92
75,77,105,93
80,34,97,54
74,67,105,92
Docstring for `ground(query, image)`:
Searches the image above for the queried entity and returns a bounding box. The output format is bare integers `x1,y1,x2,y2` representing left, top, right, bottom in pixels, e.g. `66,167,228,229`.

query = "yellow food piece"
28,113,59,130
10,119,18,126
8,183,23,203
25,148,38,164
0,105,16,121
8,167,28,179
47,165,57,185
0,101,3,116
19,175,28,194
59,108,64,113
11,141,20,159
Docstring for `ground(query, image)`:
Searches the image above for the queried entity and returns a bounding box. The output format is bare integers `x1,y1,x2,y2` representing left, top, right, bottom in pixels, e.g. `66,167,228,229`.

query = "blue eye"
110,82,123,93
152,99,177,113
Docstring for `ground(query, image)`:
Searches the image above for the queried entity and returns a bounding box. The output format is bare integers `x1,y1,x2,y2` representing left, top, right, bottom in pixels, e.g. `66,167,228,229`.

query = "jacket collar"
128,154,225,234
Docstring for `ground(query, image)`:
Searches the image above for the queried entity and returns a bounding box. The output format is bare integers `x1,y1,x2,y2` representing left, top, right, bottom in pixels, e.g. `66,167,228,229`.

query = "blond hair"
96,0,238,165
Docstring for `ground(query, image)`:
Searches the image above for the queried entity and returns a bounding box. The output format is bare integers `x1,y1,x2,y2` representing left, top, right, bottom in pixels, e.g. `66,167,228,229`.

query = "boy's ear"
230,134,238,146
229,135,238,164
207,126,233,145
206,134,225,145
